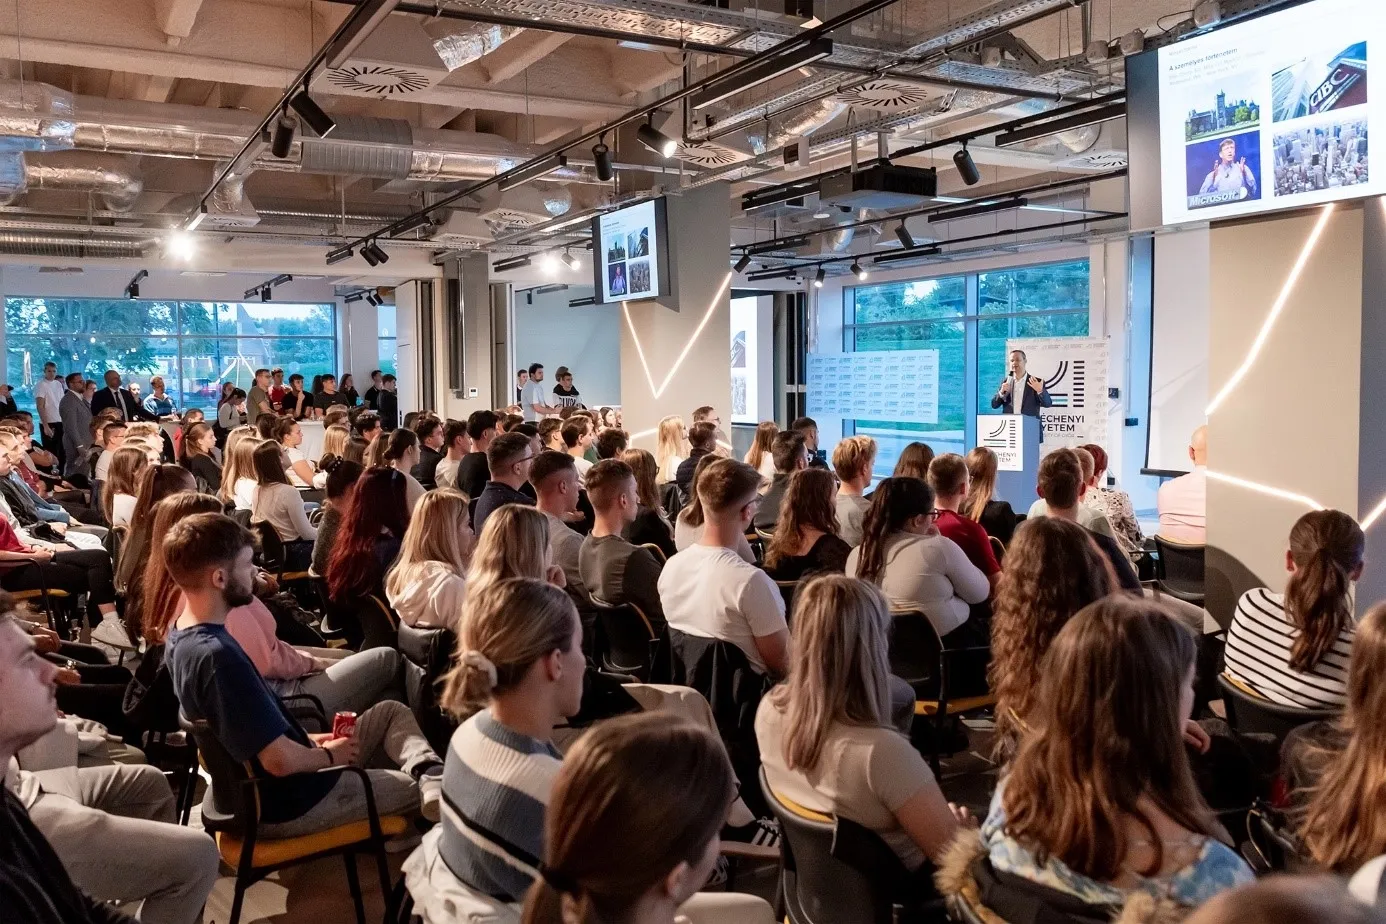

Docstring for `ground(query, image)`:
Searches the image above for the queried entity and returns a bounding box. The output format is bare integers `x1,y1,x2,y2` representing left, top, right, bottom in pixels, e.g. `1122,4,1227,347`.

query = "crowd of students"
2,378,1386,924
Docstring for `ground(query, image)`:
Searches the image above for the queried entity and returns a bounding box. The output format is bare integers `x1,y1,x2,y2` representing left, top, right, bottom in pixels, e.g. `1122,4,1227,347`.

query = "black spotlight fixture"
126,283,139,299
850,260,867,280
360,240,388,266
733,252,751,273
953,142,981,186
325,246,354,265
289,90,336,138
560,249,580,270
270,108,296,159
592,135,614,182
636,118,677,158
813,266,826,289
895,220,915,249
260,286,271,303
366,292,383,307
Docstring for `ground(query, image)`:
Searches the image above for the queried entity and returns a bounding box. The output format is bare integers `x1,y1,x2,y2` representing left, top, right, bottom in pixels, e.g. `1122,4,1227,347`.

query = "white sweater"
846,531,989,638
252,482,318,543
387,560,467,631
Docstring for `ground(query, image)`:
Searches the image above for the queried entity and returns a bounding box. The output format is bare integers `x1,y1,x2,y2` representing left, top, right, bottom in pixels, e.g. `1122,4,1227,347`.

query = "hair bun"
461,650,498,690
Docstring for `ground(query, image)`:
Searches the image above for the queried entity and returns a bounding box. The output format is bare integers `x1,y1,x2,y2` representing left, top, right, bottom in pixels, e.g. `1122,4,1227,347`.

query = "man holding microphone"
991,349,1052,417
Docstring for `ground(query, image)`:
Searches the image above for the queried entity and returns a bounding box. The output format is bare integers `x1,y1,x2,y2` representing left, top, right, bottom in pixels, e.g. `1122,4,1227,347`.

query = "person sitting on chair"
579,459,667,635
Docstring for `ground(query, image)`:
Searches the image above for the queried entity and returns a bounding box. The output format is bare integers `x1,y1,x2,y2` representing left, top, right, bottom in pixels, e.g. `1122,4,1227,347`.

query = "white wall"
1148,227,1211,474
514,285,622,407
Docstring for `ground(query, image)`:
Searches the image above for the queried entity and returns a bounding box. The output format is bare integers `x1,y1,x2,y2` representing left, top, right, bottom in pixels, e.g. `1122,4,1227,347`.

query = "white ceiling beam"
479,32,573,85
152,0,206,47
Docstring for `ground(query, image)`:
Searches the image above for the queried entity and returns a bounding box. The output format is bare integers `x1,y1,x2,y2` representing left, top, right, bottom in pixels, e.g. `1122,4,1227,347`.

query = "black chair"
348,593,401,651
253,521,312,583
1154,536,1206,607
1242,801,1315,874
773,579,800,614
229,507,252,529
397,620,458,755
889,610,994,773
591,598,667,683
310,573,358,647
1218,673,1339,752
761,768,942,924
183,715,407,924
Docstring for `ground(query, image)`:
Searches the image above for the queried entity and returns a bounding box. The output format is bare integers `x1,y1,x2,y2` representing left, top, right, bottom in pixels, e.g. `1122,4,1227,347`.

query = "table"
160,418,325,460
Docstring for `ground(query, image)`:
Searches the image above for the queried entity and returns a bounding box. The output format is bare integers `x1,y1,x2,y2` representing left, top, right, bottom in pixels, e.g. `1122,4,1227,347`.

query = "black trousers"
0,548,118,608
41,421,64,471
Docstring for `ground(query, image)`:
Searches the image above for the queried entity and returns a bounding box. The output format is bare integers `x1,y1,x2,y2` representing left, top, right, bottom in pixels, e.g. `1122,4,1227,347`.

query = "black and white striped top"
1224,587,1354,710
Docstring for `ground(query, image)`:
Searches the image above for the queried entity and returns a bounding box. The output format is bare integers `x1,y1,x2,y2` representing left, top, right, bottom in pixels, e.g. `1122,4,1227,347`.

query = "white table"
161,418,325,460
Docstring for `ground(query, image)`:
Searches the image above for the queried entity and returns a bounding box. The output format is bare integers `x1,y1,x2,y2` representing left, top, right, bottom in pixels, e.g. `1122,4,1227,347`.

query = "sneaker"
91,615,136,651
418,768,443,824
722,817,780,850
704,855,729,889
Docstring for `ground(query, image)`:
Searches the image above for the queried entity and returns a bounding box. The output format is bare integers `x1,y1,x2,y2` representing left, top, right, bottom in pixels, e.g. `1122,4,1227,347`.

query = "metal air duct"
0,232,148,258
430,22,522,71
746,99,847,156
0,151,143,211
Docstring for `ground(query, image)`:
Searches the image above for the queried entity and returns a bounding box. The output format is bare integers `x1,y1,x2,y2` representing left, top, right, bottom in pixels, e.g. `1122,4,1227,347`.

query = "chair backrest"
638,542,667,564
659,482,684,520
1218,674,1339,746
1154,536,1206,587
104,524,127,573
230,507,252,529
668,629,767,799
887,610,944,702
592,599,659,681
253,520,285,572
356,594,401,651
988,535,1005,563
181,715,254,828
396,620,459,755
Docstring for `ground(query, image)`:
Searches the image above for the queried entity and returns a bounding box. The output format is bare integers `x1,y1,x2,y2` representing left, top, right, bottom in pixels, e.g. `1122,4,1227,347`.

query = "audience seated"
249,440,316,570
674,454,756,563
316,423,349,470
751,430,808,532
659,458,788,678
963,447,1017,548
832,435,876,547
1026,448,1117,540
472,431,535,535
975,595,1251,911
618,448,677,559
656,414,687,485
579,459,667,633
386,489,472,631
411,417,445,489
1184,874,1386,924
744,421,779,486
469,504,565,604
219,427,259,511
164,512,444,840
101,447,147,529
93,421,126,482
118,464,196,640
274,418,318,490
1079,443,1143,555
178,422,221,495
846,477,990,645
561,418,595,485
674,421,717,498
382,429,427,511
1225,509,1360,709
790,417,827,471
989,518,1115,758
1158,425,1208,544
1034,449,1140,592
310,457,362,576
594,427,628,461
1295,603,1386,872
892,441,934,481
325,467,410,604
433,419,470,490
762,468,851,582
530,451,590,605
928,453,1002,590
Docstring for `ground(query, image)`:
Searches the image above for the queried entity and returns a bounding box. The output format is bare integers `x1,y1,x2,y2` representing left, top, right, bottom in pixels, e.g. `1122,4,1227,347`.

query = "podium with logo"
977,414,1042,511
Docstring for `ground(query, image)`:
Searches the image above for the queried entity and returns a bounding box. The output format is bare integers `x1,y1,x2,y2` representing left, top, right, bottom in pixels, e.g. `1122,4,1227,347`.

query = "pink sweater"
224,597,316,681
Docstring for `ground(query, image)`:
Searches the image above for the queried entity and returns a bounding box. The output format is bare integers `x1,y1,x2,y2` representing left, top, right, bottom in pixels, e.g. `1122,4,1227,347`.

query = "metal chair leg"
228,880,247,924
344,851,366,924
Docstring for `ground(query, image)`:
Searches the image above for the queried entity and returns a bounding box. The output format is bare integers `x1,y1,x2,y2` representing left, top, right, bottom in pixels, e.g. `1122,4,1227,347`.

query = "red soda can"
332,711,357,739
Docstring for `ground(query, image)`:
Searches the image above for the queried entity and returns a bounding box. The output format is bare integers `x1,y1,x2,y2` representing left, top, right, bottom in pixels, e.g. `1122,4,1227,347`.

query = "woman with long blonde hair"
655,415,686,485
220,428,260,508
103,445,149,527
757,574,968,870
743,421,778,484
386,489,474,630
318,423,349,467
1299,604,1386,872
468,503,564,599
617,448,675,558
964,446,1017,546
763,468,850,581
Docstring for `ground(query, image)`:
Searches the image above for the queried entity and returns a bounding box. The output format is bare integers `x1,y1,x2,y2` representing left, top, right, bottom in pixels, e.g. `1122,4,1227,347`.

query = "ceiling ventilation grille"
674,142,747,167
1057,150,1129,170
835,80,934,112
324,65,434,97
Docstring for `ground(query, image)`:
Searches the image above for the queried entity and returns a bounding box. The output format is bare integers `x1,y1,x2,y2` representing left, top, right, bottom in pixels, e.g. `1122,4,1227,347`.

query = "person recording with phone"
991,349,1052,418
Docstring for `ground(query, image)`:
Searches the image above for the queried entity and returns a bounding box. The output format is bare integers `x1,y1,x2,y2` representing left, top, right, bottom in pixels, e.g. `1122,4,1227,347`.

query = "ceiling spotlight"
1192,0,1222,28
592,137,613,182
360,240,388,266
260,287,271,303
734,252,751,273
895,221,915,249
326,246,354,266
538,251,560,274
166,230,196,261
271,109,296,159
850,260,867,280
560,250,580,270
289,90,336,138
1118,28,1146,57
366,292,383,307
813,267,825,288
126,283,139,299
636,119,678,159
953,143,980,186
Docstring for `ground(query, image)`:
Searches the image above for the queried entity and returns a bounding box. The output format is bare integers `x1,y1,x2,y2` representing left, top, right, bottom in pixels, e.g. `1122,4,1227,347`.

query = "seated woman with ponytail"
1224,509,1363,709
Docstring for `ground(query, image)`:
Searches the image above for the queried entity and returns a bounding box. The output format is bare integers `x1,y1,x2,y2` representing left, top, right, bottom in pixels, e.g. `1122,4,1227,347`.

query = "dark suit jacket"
753,474,790,532
377,391,399,431
90,387,157,422
58,392,92,476
989,376,1052,417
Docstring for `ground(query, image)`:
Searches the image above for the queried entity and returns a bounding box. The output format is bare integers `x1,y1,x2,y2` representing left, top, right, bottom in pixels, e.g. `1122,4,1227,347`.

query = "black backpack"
122,643,182,733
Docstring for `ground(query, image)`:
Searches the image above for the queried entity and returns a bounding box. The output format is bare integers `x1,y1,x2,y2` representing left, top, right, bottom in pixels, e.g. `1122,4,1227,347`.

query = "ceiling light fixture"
734,252,752,273
953,143,981,186
569,295,598,307
166,230,196,261
745,267,799,281
289,90,336,138
689,37,834,111
326,246,354,265
271,109,296,159
995,102,1126,148
560,249,580,270
927,197,1028,223
124,269,147,300
260,287,271,303
538,251,561,274
498,154,568,192
492,254,532,272
895,221,915,249
592,136,614,182
748,235,810,255
873,244,943,266
360,240,389,265
366,292,383,307
636,119,678,159
185,204,207,232
813,267,826,288
850,260,867,280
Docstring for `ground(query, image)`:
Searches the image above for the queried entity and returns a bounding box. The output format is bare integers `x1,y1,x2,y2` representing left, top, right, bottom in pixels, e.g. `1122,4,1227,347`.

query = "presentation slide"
730,296,764,425
1158,0,1384,227
597,200,661,303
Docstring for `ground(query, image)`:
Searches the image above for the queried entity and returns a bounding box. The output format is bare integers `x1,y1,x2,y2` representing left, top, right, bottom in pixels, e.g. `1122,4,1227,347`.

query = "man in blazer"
58,373,92,478
990,349,1052,418
89,370,158,423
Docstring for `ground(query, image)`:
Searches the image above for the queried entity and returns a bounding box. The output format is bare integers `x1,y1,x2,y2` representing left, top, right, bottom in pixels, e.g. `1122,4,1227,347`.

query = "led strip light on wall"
623,272,734,400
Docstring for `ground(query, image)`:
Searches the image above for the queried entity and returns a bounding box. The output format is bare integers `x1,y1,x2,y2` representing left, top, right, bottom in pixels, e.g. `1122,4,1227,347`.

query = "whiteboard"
806,350,939,423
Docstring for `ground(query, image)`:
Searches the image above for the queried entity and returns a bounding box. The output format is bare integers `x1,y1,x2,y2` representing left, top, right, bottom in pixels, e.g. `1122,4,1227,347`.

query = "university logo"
982,417,1018,450
1042,359,1086,408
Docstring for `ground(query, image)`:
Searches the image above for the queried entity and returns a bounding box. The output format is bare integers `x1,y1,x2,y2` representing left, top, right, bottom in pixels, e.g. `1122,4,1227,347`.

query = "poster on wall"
730,296,759,425
1004,337,1109,452
805,350,940,423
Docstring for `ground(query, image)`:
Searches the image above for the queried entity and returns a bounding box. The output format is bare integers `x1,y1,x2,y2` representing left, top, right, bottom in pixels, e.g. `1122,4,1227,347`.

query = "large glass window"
843,259,1090,478
377,304,398,377
5,297,337,415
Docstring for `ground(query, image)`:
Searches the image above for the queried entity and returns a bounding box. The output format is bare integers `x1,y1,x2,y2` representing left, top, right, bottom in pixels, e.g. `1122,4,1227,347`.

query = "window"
377,304,398,377
843,259,1090,478
5,297,337,414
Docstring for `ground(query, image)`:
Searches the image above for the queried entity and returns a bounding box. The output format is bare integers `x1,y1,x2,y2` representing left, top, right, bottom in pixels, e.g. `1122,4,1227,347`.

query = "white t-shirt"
111,493,137,529
572,456,593,486
436,456,461,490
657,544,786,674
234,477,257,511
33,378,65,424
845,532,989,638
1025,497,1115,539
285,446,314,488
93,449,113,482
520,381,548,421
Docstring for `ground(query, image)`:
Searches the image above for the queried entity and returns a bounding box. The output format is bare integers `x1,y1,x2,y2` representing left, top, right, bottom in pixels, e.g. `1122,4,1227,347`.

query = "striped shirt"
1224,587,1354,709
438,709,562,903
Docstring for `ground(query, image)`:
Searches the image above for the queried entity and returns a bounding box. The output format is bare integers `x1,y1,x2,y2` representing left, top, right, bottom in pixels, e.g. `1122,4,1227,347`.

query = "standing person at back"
377,374,399,430
833,435,876,547
363,370,383,410
33,361,65,470
521,363,559,422
472,431,536,535
456,410,499,501
59,373,91,479
551,366,582,410
753,430,809,532
579,459,666,633
1158,425,1208,544
245,368,273,428
659,458,789,678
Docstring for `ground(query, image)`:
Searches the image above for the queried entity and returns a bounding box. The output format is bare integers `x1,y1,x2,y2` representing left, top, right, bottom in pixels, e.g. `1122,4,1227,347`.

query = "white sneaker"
91,614,136,651
419,769,443,824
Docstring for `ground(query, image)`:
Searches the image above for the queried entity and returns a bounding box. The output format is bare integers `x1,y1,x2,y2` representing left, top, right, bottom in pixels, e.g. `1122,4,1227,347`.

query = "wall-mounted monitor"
591,198,671,303
1131,0,1382,229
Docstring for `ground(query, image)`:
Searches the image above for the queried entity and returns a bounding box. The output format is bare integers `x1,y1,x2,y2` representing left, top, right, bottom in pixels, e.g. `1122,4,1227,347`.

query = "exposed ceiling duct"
206,167,259,228
0,232,147,258
746,99,847,156
0,151,143,211
429,22,523,72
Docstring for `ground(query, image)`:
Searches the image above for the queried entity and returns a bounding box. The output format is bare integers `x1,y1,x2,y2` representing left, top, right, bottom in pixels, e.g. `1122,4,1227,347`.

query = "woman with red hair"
325,466,411,604
1079,443,1143,555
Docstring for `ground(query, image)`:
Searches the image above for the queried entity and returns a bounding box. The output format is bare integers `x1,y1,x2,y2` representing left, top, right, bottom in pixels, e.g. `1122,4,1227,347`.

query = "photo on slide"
606,239,626,264
626,227,650,259
1272,41,1368,123
1185,130,1262,210
1182,72,1261,143
607,261,628,297
1273,117,1369,197
627,259,651,295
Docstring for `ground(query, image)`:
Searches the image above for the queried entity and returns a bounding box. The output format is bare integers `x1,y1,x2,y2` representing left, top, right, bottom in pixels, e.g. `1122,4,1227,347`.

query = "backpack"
122,643,182,733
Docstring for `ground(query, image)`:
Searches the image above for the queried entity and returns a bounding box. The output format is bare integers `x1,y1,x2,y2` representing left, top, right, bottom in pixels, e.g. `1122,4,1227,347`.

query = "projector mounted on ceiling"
817,164,939,211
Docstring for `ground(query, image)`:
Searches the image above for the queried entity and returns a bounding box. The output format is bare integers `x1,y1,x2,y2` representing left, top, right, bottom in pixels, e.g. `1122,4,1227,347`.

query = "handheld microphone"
1006,373,1016,397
